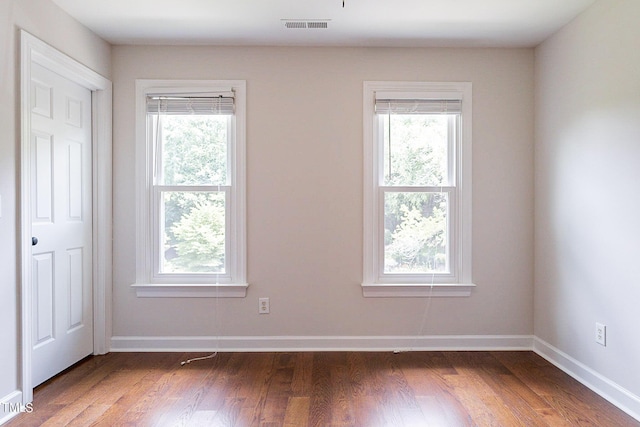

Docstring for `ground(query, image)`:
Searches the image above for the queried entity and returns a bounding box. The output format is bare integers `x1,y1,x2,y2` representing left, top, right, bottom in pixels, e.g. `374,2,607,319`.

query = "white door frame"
19,30,112,403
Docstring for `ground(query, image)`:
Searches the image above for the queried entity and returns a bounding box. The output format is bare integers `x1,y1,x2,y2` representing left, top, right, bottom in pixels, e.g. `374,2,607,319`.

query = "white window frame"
132,80,247,298
362,81,474,297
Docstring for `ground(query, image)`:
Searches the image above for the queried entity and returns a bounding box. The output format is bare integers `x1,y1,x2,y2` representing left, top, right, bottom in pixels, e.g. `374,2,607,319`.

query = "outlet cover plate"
596,322,606,346
259,297,270,314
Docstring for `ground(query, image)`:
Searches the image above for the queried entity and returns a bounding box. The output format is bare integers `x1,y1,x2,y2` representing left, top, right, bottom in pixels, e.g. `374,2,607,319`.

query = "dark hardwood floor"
6,351,639,426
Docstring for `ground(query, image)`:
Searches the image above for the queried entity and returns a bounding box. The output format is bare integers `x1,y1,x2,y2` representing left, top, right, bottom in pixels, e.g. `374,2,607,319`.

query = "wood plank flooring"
6,351,639,426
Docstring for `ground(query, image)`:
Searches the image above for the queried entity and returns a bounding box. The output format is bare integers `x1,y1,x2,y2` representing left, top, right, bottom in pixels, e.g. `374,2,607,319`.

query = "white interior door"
30,61,93,387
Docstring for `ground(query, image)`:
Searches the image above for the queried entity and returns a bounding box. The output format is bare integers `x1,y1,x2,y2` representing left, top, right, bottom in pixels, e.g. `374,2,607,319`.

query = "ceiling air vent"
307,21,328,29
283,20,330,29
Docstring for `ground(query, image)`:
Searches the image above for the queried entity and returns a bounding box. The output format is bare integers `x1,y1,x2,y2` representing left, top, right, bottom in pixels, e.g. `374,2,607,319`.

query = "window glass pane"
384,192,448,274
160,191,225,274
159,115,228,186
382,114,452,186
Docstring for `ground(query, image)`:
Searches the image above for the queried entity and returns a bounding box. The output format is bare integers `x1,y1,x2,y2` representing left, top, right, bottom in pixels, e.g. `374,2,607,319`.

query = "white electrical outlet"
596,322,606,346
259,297,270,314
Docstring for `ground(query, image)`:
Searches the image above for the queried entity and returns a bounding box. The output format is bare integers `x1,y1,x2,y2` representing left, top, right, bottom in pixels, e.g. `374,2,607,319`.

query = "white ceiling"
51,0,596,48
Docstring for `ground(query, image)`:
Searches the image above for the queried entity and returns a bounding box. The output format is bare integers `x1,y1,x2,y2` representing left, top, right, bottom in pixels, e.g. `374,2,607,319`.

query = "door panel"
32,252,54,346
30,61,93,387
68,141,83,219
67,248,84,330
33,133,53,222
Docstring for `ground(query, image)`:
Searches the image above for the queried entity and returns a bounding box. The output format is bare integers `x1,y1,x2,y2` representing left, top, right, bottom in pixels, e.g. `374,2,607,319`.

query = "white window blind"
375,98,462,115
146,92,235,115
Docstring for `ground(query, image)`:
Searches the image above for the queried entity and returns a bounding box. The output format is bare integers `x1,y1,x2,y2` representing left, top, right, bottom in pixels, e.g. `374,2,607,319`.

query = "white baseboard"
0,390,23,426
533,337,640,422
110,334,533,352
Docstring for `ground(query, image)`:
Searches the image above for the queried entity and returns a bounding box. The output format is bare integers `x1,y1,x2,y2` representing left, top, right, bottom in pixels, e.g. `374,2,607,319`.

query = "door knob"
32,237,38,246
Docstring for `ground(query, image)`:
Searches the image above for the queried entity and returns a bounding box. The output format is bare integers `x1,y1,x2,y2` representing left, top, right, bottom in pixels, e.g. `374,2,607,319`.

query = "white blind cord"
153,99,163,183
388,102,392,181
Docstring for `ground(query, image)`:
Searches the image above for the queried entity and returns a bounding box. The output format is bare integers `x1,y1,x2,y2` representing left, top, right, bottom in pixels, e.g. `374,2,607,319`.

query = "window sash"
148,108,233,276
152,186,231,280
147,104,234,278
377,114,458,187
148,114,233,187
378,187,456,281
375,109,458,280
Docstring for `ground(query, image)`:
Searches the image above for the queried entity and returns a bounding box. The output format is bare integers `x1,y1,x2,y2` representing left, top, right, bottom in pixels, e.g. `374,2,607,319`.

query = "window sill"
361,283,475,297
131,283,248,298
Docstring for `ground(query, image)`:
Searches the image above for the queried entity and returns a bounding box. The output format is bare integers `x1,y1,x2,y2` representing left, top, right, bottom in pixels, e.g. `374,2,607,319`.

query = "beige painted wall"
112,46,534,341
0,0,110,409
535,0,640,403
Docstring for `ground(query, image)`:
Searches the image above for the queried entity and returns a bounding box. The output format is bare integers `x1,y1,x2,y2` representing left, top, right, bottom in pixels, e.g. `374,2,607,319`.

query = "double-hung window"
133,80,247,297
363,82,474,297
